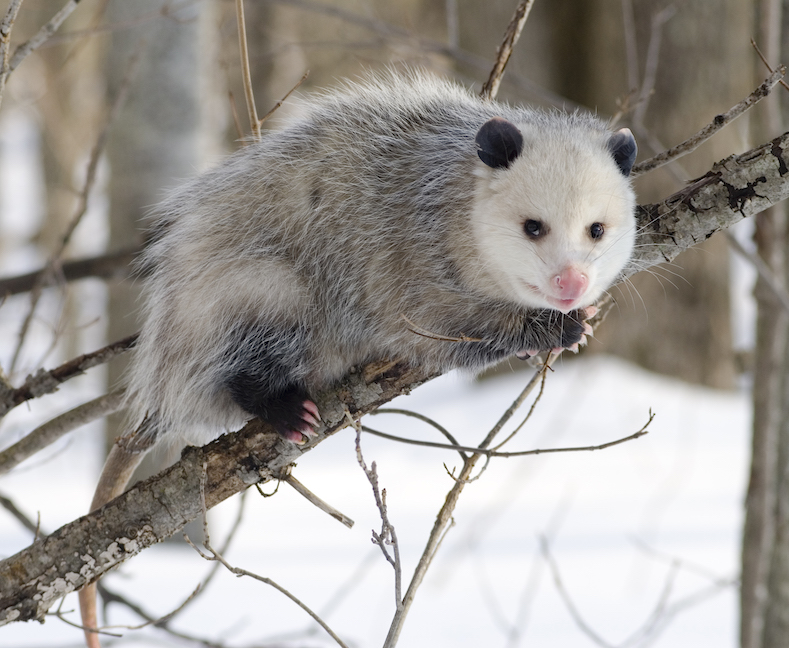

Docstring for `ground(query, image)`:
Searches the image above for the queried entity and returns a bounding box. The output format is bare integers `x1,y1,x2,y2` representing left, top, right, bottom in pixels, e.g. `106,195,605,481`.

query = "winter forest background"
1,0,788,646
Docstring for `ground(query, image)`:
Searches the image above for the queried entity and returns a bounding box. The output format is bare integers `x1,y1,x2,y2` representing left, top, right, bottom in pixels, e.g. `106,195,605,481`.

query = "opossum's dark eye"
590,222,605,240
524,219,545,239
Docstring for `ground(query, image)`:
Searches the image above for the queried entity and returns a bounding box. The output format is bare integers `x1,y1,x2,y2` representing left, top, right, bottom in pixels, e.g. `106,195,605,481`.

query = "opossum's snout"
553,267,587,301
526,265,596,313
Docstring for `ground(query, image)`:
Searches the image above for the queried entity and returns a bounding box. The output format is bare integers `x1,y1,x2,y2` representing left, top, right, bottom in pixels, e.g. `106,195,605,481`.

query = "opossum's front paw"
558,306,596,353
517,306,596,358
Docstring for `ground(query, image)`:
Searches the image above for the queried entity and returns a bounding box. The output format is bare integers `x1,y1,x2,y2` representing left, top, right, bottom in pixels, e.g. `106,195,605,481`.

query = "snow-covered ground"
1,356,749,648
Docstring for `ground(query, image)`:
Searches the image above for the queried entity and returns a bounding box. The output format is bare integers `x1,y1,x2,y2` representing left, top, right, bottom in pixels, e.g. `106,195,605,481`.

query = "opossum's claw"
283,401,321,444
301,400,322,423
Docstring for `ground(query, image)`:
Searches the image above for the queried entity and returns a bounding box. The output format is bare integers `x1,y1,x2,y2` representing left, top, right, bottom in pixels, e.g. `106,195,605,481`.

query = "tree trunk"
743,2,789,645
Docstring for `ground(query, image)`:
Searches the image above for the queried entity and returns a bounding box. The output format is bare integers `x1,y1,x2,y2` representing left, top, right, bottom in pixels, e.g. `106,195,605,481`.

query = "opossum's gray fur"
125,69,637,447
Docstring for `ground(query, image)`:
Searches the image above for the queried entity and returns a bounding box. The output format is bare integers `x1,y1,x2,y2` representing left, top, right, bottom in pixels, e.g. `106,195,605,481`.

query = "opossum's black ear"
476,117,524,169
608,128,637,176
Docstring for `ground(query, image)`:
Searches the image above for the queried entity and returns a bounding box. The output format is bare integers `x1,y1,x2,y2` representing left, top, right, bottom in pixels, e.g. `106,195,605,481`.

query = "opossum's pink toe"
302,400,321,421
584,305,598,318
583,322,593,336
515,349,537,360
298,421,318,437
283,429,307,444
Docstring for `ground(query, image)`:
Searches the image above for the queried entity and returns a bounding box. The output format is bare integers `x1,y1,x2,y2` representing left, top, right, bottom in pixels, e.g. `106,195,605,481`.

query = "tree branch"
0,247,140,297
0,335,138,419
2,129,789,628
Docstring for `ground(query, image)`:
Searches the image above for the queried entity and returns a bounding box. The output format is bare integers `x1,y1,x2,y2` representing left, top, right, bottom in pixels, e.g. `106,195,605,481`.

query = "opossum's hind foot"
279,396,322,445
230,380,321,444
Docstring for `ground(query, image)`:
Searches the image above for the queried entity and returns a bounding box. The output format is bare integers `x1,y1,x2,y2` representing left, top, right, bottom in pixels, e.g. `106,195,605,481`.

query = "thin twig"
480,0,535,101
261,0,574,109
0,491,46,537
0,0,24,111
371,407,466,458
351,413,402,613
492,367,548,451
235,0,260,140
632,67,785,176
0,247,141,297
361,410,652,457
384,357,553,646
185,471,350,648
284,473,354,528
632,5,676,130
401,315,482,343
8,0,82,73
258,70,309,127
752,38,789,92
0,334,138,418
0,390,126,475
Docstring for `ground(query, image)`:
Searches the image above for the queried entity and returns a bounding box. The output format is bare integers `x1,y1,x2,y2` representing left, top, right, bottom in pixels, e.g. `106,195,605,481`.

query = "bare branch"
186,472,350,648
632,68,785,176
284,473,355,528
353,422,402,616
0,492,45,538
261,0,575,109
0,390,126,476
0,0,24,110
480,0,535,101
0,335,137,419
361,409,652,457
726,231,789,315
751,37,789,93
0,247,140,297
631,131,789,271
258,70,309,127
8,0,82,73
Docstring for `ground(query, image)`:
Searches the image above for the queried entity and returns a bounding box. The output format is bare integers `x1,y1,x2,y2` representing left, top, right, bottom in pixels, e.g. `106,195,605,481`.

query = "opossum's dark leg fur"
224,323,320,443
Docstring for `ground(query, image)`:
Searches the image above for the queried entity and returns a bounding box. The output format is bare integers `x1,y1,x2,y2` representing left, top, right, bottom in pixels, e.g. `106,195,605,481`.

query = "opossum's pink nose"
554,267,588,300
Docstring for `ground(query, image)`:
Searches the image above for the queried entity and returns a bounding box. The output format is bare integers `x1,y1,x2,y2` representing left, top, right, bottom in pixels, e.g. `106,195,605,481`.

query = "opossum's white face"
471,118,637,313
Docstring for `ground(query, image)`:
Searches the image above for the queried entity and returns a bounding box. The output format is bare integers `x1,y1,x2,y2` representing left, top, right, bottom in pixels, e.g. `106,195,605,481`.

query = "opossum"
79,70,637,647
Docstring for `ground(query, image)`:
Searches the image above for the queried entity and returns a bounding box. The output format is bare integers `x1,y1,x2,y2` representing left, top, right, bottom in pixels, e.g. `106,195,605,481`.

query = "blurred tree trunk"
742,2,789,646
103,1,204,452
